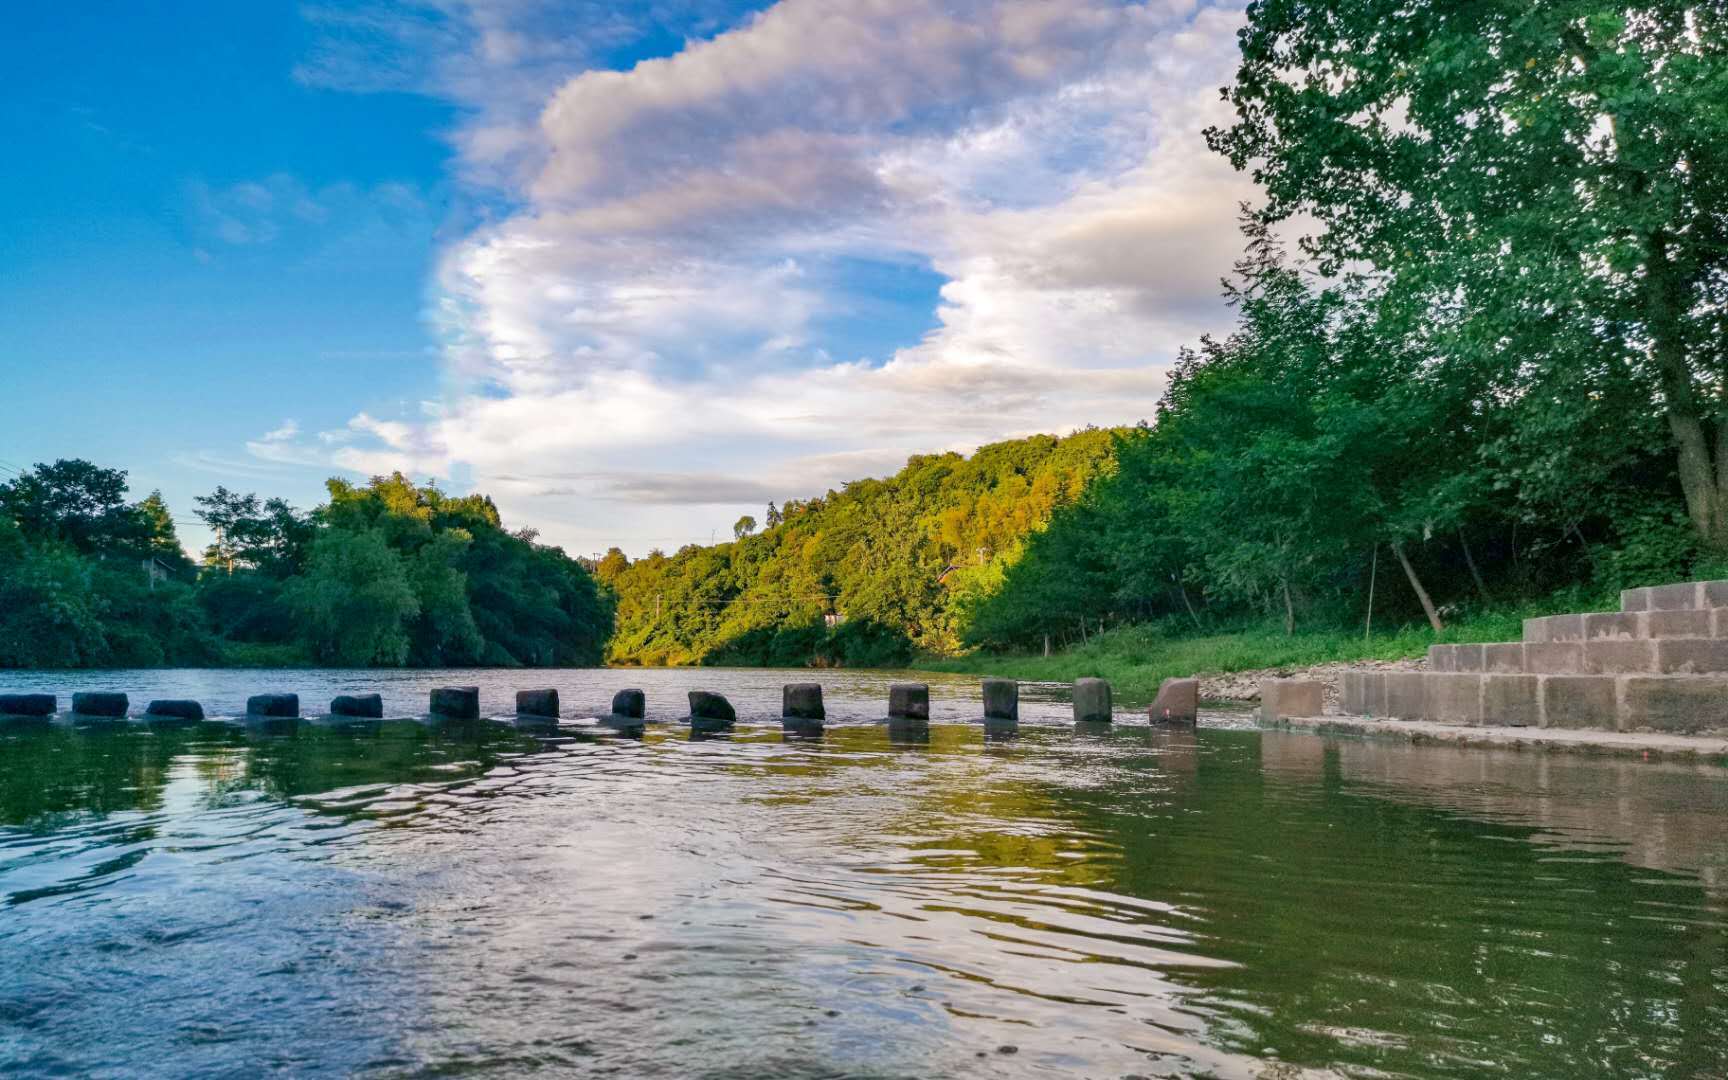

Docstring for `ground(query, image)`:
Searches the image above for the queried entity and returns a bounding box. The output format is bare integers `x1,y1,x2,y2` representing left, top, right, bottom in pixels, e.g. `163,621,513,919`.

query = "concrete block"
1384,672,1427,719
1704,580,1728,608
982,678,1019,722
1582,639,1657,675
1622,676,1728,733
331,694,383,718
1481,674,1540,727
516,689,560,718
1523,642,1584,673
1541,676,1618,730
248,692,301,718
1423,673,1483,725
71,692,128,717
1072,678,1113,723
688,690,735,722
1584,612,1641,640
782,683,825,721
145,699,204,721
428,687,478,720
1648,609,1710,638
1522,617,1550,644
1534,614,1585,642
1656,639,1728,674
1620,587,1650,613
1453,644,1485,672
1427,645,1456,672
1260,679,1323,722
1342,672,1387,717
0,693,56,716
890,683,930,721
1148,677,1196,724
1483,643,1526,674
1647,582,1704,611
611,689,645,719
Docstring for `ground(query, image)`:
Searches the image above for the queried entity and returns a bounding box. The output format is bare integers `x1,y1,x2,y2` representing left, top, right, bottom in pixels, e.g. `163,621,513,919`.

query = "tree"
192,487,311,575
0,459,143,553
733,515,757,540
765,502,783,528
1207,0,1728,549
283,528,419,665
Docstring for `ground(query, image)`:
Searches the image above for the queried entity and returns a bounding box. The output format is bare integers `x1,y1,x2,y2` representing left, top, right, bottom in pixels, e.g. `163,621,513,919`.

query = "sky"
0,0,1256,558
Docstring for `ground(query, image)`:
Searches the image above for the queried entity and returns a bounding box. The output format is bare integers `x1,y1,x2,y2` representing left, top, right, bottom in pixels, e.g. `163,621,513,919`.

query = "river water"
1,668,1725,1077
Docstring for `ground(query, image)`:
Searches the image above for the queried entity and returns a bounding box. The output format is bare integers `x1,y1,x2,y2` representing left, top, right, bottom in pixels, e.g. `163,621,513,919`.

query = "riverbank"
913,608,1550,703
1262,713,1728,762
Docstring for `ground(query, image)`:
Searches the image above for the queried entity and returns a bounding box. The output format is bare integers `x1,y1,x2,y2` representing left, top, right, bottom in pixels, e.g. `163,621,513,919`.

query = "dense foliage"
0,464,610,668
600,432,1120,666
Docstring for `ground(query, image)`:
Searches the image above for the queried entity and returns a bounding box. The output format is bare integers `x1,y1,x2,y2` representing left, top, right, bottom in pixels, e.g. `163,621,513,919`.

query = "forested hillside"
0,464,610,668
598,431,1120,666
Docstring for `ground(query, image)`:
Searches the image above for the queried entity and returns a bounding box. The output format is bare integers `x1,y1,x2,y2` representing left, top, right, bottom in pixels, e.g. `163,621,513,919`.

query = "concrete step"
1341,669,1728,733
1524,607,1728,643
1620,579,1728,613
1432,637,1728,676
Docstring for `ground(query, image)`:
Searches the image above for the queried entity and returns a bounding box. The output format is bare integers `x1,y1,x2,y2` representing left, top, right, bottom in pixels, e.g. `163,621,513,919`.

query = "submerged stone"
146,699,204,722
330,693,384,718
516,688,560,718
688,690,736,726
247,693,300,718
429,686,480,720
71,691,128,718
1149,678,1198,725
611,688,646,720
0,693,56,717
782,683,825,721
888,683,929,721
1072,678,1113,724
981,678,1018,723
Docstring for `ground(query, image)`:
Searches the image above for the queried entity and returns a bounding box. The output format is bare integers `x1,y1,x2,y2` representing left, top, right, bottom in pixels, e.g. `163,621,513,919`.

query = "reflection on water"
0,711,1724,1077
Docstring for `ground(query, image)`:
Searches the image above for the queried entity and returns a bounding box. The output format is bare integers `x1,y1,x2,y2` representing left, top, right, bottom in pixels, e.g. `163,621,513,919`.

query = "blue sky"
1,0,1249,556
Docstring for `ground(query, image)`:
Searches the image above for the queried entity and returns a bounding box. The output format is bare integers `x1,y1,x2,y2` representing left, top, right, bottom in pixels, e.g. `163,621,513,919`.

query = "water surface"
1,669,1724,1078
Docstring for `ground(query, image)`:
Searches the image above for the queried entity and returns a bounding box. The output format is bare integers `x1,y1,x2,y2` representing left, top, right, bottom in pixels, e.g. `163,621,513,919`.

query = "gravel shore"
1199,657,1426,709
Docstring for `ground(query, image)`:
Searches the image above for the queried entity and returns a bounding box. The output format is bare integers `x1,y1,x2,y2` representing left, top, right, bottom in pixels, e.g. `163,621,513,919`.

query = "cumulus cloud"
267,0,1257,553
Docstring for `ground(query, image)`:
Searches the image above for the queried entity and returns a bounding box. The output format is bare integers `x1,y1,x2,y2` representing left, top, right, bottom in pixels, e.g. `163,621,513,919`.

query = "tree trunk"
1364,544,1377,643
1646,231,1728,551
1458,528,1489,602
1281,576,1295,636
1176,581,1203,631
1393,540,1444,633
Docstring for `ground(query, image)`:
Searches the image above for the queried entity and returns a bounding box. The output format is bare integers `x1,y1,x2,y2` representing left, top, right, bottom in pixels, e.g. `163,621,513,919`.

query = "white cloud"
268,0,1257,553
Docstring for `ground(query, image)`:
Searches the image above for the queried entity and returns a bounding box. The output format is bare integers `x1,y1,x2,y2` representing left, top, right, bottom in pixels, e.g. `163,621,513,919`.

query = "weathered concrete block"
1072,678,1113,723
428,687,478,720
1584,612,1641,640
611,689,646,720
1620,587,1650,613
1260,679,1323,722
1524,642,1584,673
982,678,1019,722
1656,639,1728,675
1423,673,1483,725
1483,643,1525,674
1582,639,1656,675
782,683,825,721
688,690,735,723
1522,617,1550,644
331,693,383,718
1384,672,1427,719
515,689,559,718
71,691,127,717
1481,674,1540,727
1148,677,1197,724
1541,676,1618,730
1704,580,1728,608
1531,614,1584,643
145,699,204,721
1427,645,1457,672
1453,644,1485,673
1622,676,1728,733
1647,582,1704,611
1648,609,1710,638
889,683,930,721
248,692,301,718
0,693,56,716
1341,672,1387,716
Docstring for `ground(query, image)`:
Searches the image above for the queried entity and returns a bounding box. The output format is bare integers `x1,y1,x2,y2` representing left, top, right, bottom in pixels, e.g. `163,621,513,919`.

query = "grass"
914,598,1596,702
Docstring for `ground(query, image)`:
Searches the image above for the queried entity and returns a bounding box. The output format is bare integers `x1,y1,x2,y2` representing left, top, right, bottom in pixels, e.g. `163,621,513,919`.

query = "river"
1,668,1724,1077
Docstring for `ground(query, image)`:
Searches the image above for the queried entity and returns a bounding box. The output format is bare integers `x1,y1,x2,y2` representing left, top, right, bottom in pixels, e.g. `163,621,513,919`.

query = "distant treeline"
0,464,610,669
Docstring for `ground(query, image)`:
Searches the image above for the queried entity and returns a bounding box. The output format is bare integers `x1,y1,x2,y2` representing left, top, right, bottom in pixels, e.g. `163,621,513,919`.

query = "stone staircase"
1340,580,1728,734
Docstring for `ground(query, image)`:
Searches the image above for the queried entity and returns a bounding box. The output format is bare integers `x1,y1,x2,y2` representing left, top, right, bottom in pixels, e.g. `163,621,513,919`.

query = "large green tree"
1208,0,1728,548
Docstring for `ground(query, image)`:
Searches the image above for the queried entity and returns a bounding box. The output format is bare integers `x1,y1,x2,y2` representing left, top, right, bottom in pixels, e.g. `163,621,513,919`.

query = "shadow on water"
0,714,1722,1078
